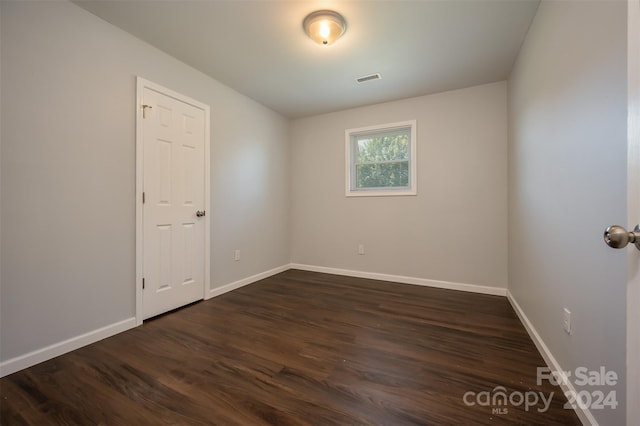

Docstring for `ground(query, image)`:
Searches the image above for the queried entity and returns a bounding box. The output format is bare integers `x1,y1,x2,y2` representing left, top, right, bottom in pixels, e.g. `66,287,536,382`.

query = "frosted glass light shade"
303,10,346,46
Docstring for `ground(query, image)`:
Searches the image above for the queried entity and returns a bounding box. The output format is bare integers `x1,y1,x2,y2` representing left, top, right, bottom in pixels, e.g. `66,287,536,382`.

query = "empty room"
1,0,638,425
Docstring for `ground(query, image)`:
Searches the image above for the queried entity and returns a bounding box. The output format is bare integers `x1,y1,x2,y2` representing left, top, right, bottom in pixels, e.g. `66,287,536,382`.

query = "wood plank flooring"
1,269,581,425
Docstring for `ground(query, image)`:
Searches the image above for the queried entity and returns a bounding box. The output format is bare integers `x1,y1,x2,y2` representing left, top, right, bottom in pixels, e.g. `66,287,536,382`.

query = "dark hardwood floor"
1,269,581,425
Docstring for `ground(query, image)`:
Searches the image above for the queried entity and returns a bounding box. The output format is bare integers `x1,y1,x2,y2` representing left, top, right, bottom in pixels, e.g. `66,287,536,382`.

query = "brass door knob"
604,225,640,250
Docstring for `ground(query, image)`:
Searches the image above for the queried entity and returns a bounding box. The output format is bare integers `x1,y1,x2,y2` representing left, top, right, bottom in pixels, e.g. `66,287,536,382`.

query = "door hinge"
142,278,145,289
142,192,145,204
142,104,152,119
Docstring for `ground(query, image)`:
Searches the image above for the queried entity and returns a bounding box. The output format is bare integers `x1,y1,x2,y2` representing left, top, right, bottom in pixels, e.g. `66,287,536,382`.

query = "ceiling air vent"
356,73,382,83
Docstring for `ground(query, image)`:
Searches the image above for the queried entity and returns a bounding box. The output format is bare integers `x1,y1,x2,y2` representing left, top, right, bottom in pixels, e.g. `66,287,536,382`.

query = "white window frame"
345,120,417,197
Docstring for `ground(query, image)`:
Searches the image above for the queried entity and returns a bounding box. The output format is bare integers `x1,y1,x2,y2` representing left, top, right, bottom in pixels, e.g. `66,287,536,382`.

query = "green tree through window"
356,134,409,188
346,120,416,196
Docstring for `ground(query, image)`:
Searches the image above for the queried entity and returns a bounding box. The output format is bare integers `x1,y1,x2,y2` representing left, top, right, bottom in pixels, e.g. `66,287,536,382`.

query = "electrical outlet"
234,249,241,261
563,308,572,335
358,244,365,255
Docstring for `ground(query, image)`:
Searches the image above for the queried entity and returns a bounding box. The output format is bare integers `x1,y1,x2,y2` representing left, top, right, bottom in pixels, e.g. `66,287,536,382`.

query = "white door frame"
627,0,640,423
135,77,211,326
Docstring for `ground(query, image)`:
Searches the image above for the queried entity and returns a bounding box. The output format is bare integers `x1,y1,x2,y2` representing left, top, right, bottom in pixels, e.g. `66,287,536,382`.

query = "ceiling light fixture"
303,10,346,46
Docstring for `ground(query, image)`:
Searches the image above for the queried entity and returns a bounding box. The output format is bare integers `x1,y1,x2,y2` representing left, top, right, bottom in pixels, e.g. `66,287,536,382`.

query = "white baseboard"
1,264,292,378
207,264,291,299
507,290,596,426
0,317,137,378
0,264,509,382
290,263,507,296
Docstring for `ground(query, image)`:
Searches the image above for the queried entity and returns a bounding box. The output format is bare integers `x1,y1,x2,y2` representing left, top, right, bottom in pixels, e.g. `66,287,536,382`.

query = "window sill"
346,189,417,197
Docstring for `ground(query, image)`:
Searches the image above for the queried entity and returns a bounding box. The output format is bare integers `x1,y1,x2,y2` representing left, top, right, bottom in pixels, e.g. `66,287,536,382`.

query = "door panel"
142,87,206,319
627,0,640,423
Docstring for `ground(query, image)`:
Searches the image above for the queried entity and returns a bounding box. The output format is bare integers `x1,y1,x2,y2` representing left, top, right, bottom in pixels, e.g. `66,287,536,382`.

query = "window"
345,120,416,197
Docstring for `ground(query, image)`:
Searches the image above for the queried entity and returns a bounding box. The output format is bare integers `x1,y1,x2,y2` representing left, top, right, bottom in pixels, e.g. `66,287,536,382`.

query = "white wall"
0,1,290,363
291,82,508,289
0,2,3,353
508,1,627,424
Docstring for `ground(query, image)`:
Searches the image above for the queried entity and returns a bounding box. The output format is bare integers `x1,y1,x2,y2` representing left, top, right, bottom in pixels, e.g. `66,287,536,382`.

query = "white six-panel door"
137,80,209,320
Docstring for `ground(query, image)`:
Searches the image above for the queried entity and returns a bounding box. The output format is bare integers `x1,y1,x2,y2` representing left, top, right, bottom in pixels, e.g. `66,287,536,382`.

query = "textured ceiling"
74,0,540,118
